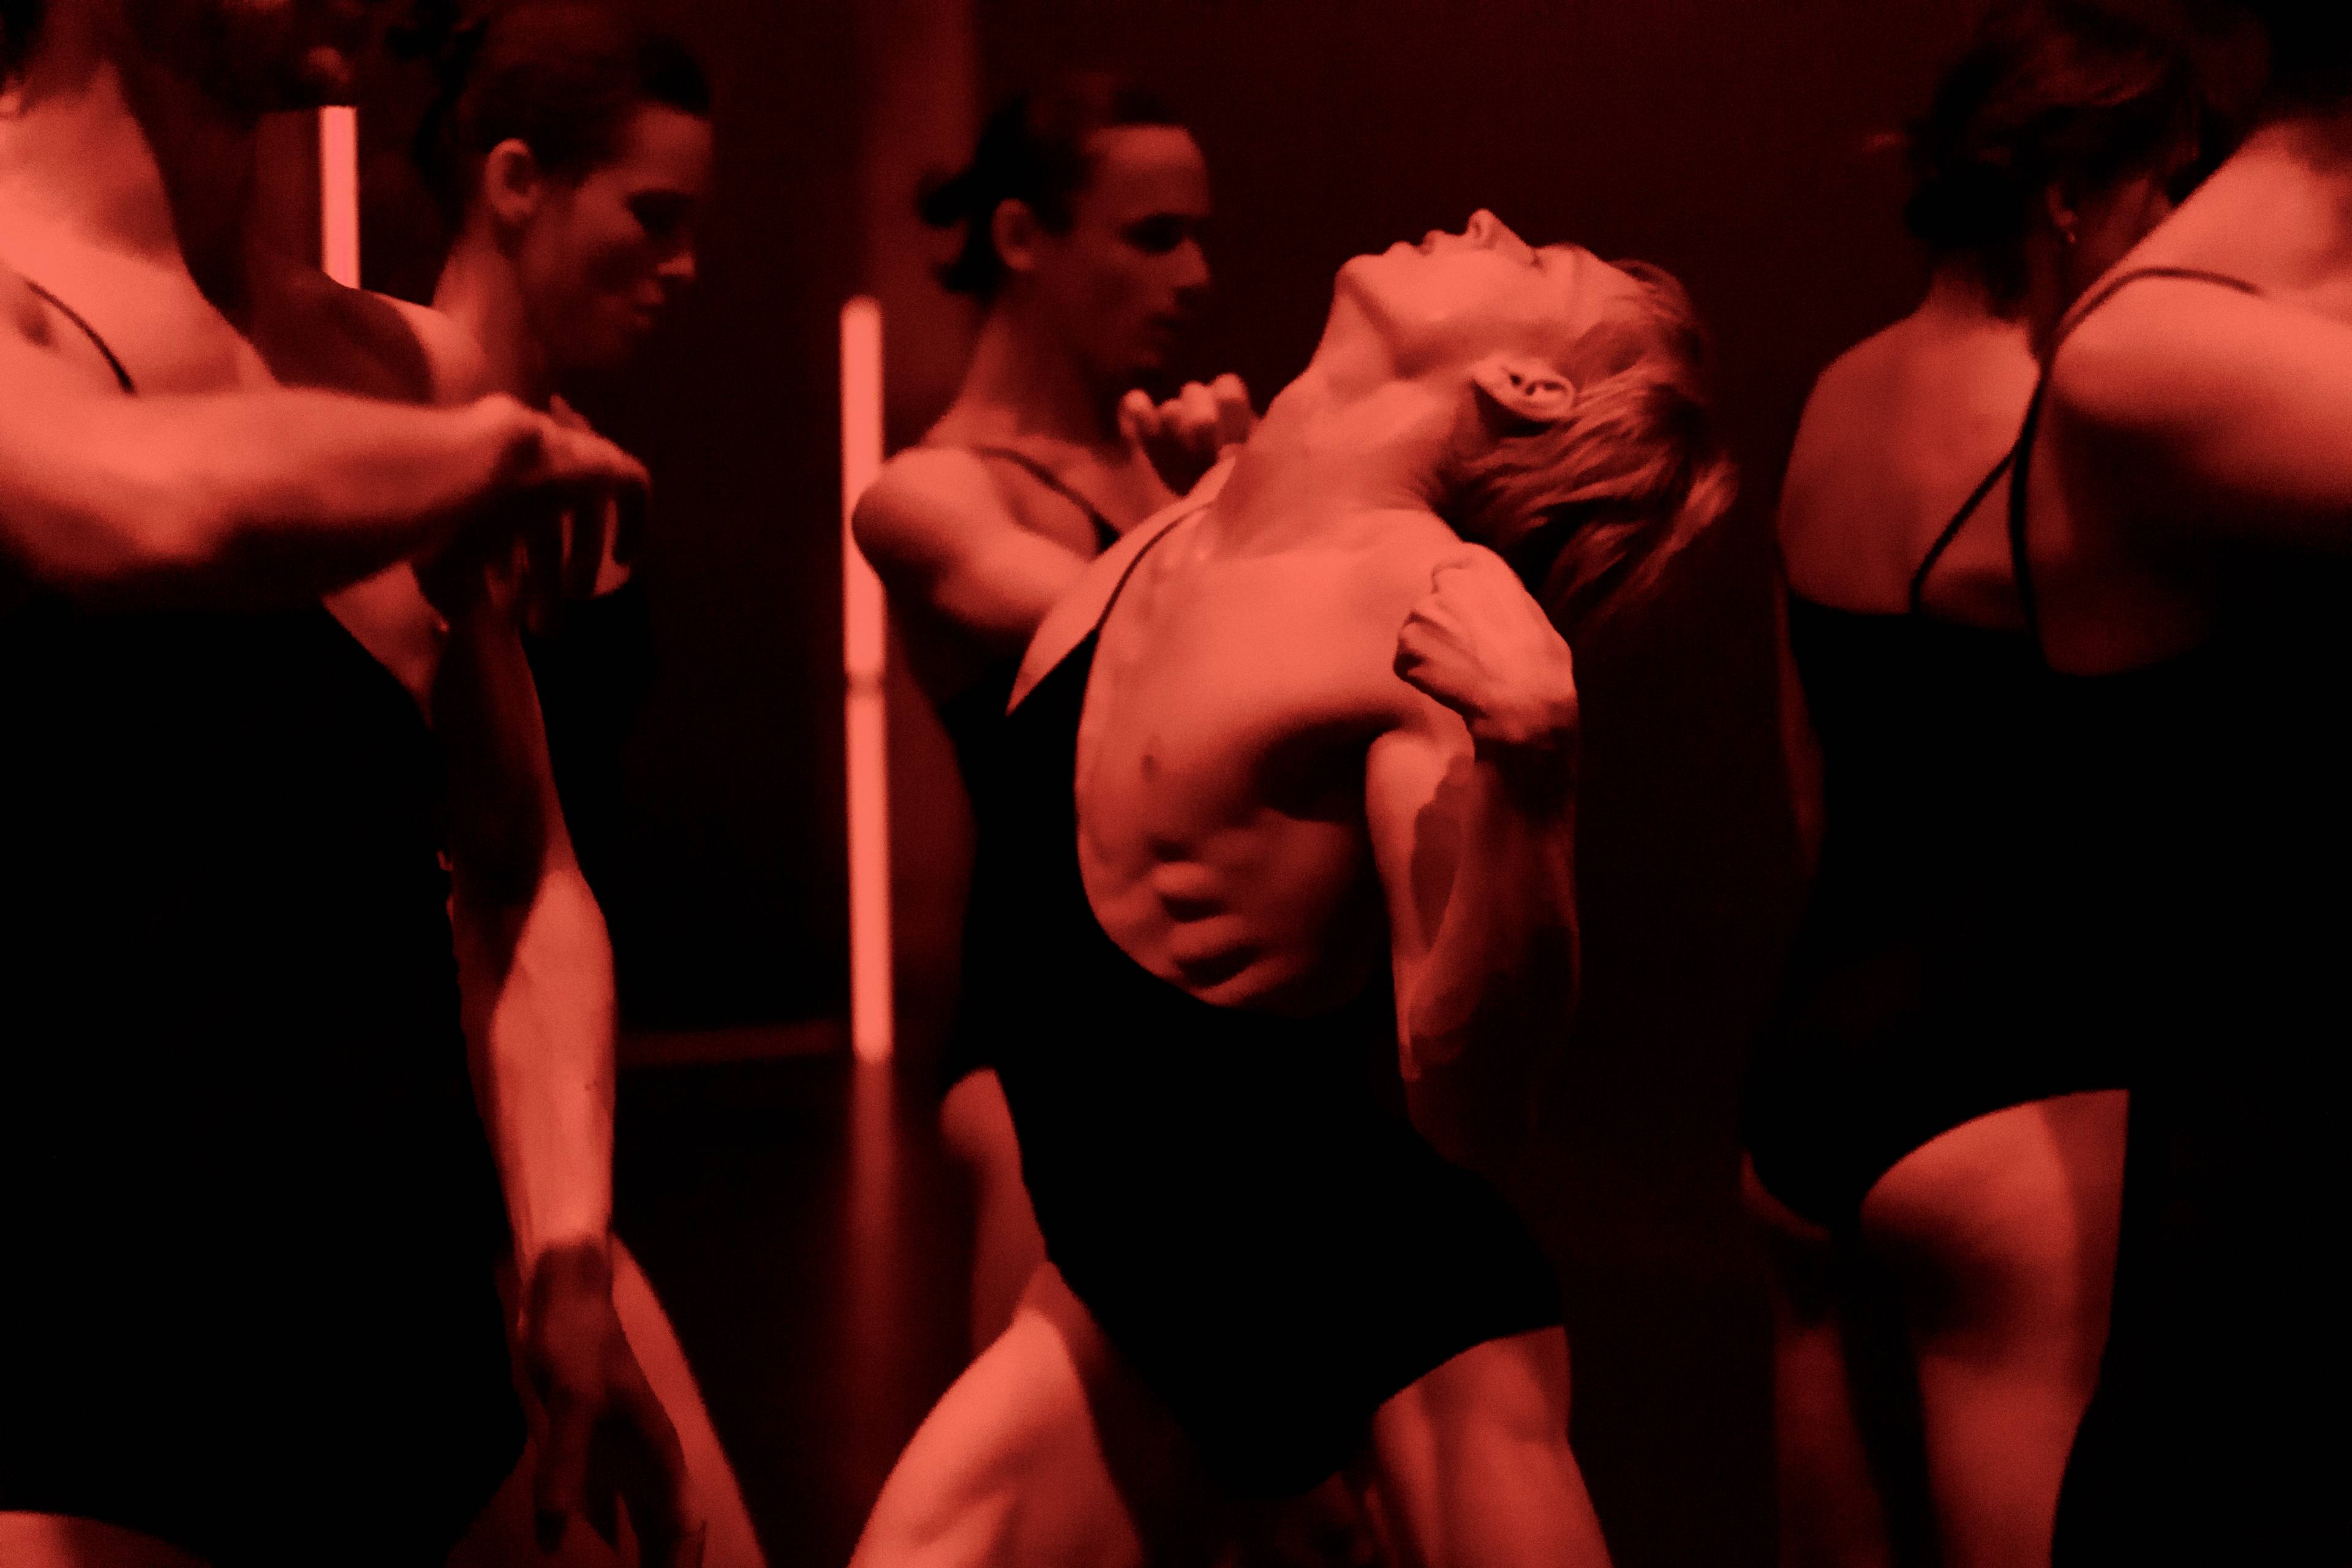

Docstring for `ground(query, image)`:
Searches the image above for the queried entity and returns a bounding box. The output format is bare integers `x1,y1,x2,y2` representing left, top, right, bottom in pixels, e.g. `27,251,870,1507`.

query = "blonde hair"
1438,260,1736,639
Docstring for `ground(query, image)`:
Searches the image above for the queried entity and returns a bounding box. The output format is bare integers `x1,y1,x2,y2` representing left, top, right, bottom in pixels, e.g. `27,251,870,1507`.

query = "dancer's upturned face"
514,102,715,377
127,0,388,110
1333,209,1640,383
1021,124,1213,391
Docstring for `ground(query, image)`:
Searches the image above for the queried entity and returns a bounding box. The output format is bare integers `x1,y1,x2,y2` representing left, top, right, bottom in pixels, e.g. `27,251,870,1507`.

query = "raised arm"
2049,279,2352,551
1366,549,1581,1166
851,448,1098,658
0,277,639,607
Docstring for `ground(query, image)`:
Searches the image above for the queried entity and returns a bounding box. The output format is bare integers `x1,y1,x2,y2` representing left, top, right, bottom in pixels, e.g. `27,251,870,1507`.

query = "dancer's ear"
1469,354,1577,426
482,138,546,232
992,199,1045,281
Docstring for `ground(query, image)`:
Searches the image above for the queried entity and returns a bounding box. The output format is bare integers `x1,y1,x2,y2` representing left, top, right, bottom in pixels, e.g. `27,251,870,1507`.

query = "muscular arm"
1363,547,1583,1163
852,450,1095,660
401,295,618,1275
0,291,551,606
2051,281,2352,551
440,579,615,1271
409,294,693,1556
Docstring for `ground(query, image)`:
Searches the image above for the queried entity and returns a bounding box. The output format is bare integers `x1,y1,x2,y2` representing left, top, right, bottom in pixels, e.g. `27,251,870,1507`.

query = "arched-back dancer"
853,209,1733,1568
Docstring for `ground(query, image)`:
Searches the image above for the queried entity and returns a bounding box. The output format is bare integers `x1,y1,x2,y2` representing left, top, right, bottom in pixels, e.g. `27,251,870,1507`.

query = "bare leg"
0,1517,209,1568
1741,1156,1896,1568
851,1267,1224,1568
1860,1090,2125,1568
939,1069,1048,1355
1365,1327,1608,1568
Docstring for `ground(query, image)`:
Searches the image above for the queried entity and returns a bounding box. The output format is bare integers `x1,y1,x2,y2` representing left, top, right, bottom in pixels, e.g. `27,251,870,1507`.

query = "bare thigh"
851,1267,1224,1568
1741,1154,1904,1568
939,1069,1047,1356
0,1516,210,1568
1860,1090,2126,1568
1365,1329,1608,1568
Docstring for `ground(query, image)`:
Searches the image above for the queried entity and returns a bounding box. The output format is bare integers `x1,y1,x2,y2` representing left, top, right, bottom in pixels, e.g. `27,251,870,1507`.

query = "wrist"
522,1232,614,1309
472,394,546,487
1471,717,1577,810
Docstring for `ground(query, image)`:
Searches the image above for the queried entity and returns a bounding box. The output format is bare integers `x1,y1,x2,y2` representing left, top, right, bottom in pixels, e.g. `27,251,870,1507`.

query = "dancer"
1747,5,2218,1564
0,2,695,1563
421,9,765,1567
853,209,1732,1568
852,72,1242,1355
1993,5,2352,1559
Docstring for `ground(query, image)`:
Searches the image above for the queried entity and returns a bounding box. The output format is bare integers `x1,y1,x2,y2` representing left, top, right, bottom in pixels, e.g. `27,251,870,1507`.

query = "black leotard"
957,514,1562,1498
931,445,1122,788
1744,437,2130,1230
2013,268,2352,1565
0,287,522,1563
935,445,1121,1093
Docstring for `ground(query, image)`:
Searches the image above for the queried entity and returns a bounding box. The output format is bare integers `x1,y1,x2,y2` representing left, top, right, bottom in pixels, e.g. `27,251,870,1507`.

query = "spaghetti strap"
1907,445,2019,615
19,277,137,394
2007,266,2264,650
1088,503,1199,637
969,443,1122,552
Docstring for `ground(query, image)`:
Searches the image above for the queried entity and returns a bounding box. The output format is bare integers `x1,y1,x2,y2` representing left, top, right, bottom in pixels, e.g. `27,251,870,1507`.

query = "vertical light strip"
840,297,894,1062
318,105,361,288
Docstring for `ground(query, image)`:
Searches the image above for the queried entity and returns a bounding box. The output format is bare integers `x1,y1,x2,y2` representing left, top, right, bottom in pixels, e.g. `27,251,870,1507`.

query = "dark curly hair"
1904,0,2218,304
2,0,44,82
917,70,1185,303
399,0,710,225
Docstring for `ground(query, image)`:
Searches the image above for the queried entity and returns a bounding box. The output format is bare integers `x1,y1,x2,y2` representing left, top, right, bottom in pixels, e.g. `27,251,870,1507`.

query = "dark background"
361,4,1984,1561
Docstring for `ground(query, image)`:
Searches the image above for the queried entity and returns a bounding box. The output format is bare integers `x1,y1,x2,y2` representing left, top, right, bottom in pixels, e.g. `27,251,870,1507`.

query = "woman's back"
1781,282,2038,624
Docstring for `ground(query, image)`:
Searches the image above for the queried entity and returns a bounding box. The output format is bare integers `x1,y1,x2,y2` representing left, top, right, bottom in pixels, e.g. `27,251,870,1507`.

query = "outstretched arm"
851,448,1098,658
1366,550,1581,1164
0,277,638,606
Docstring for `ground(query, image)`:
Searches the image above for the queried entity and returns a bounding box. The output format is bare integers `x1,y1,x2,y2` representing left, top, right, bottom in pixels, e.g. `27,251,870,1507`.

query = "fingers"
615,1373,704,1568
560,497,612,601
533,1384,594,1554
1208,372,1256,445
1117,387,1156,448
521,513,565,631
1175,380,1221,445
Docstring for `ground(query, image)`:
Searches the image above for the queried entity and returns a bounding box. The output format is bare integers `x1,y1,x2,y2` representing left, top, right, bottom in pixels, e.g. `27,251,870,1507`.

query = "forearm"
455,865,617,1270
1402,749,1580,1148
1,390,537,605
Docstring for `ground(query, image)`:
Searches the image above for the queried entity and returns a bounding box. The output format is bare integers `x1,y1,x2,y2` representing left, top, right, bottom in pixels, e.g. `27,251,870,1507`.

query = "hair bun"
915,164,978,230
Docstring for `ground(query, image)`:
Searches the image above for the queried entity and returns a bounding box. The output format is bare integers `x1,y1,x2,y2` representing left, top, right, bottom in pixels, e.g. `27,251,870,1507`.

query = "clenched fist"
1120,372,1256,496
1393,549,1579,761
